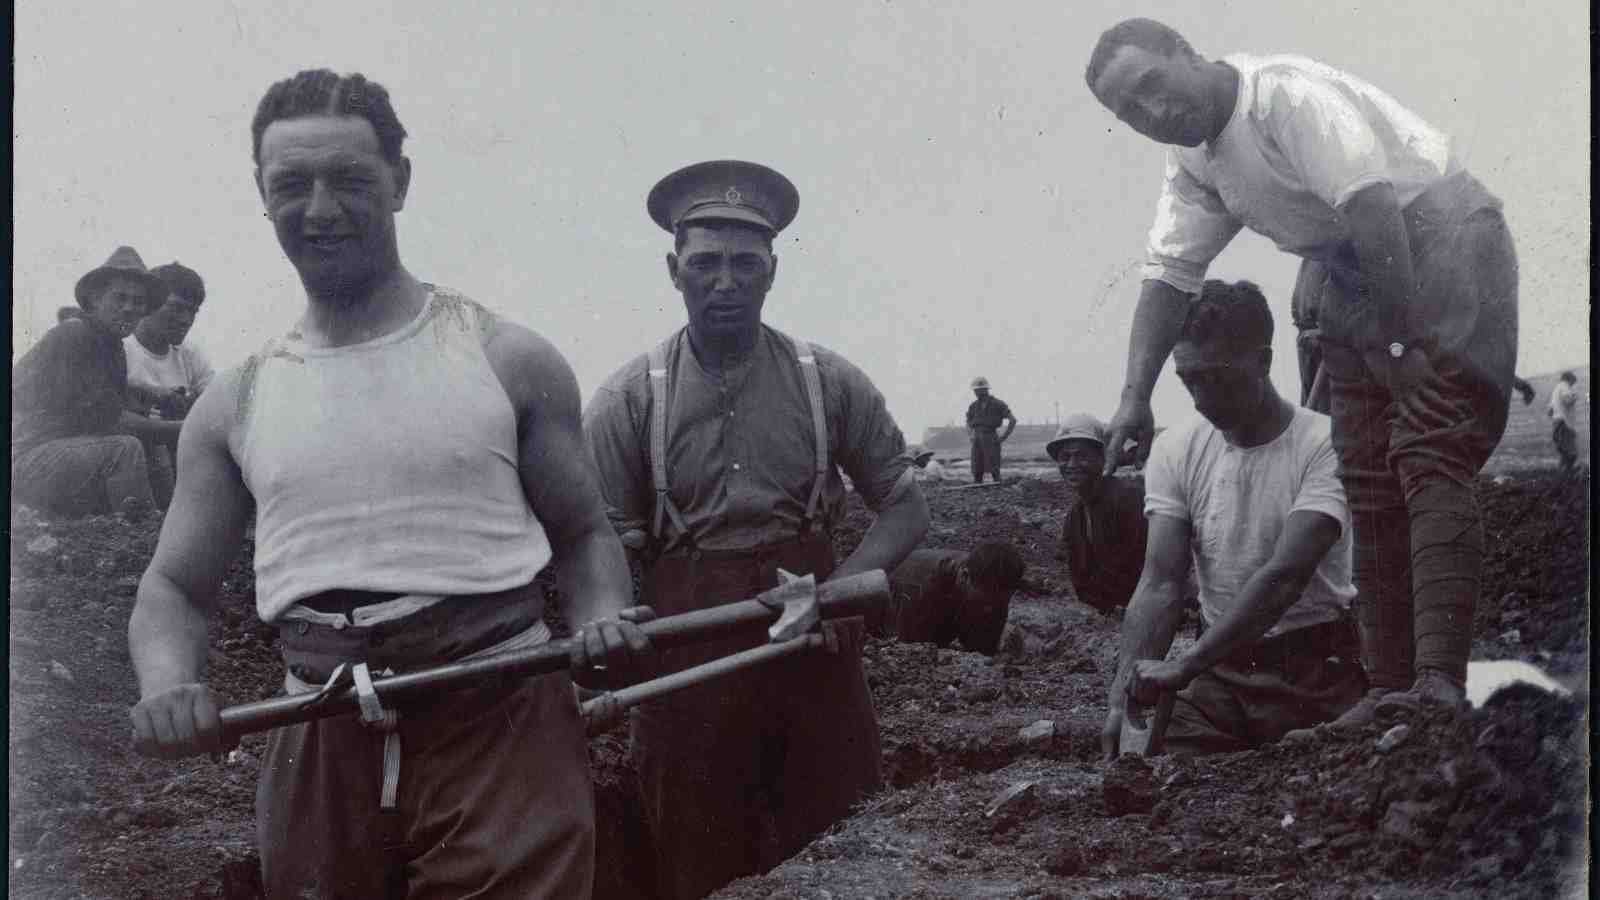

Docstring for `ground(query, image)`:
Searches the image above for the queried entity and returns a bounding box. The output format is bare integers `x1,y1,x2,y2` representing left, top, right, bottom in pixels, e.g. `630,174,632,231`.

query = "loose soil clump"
7,472,1588,899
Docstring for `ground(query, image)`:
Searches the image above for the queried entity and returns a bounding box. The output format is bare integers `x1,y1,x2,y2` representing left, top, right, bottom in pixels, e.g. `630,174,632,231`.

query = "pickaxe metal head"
758,569,819,642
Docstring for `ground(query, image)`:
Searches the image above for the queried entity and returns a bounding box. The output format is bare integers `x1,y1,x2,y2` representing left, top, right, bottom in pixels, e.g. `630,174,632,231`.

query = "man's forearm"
1342,183,1417,345
120,411,183,443
1112,573,1186,691
833,485,930,582
129,575,214,699
555,522,636,625
1000,419,1016,441
1178,561,1313,678
1122,280,1193,403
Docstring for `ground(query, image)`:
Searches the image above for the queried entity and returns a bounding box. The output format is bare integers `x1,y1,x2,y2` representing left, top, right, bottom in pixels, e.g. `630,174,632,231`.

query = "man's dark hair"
968,541,1025,592
251,70,408,166
151,262,206,305
1181,279,1274,349
1561,371,1577,384
1085,18,1198,90
673,219,775,255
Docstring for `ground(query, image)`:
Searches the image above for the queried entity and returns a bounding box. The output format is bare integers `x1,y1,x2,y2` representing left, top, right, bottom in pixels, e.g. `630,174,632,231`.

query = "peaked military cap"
647,160,800,235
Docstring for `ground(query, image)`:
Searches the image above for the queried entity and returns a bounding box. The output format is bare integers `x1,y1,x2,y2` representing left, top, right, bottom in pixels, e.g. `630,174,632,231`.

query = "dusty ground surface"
7,468,1590,899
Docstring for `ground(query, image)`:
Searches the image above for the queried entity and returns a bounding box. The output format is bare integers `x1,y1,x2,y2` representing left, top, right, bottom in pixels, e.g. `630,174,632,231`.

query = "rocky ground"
7,468,1590,899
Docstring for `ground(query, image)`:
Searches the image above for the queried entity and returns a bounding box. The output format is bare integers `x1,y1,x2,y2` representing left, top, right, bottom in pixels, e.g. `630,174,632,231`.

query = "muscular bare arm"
1101,514,1191,758
1131,510,1341,701
831,480,929,583
482,316,643,680
1103,279,1192,474
128,372,253,757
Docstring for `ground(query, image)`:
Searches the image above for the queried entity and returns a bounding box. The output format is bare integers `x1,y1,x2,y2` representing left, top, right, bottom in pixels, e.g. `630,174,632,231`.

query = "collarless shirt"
124,335,215,395
584,325,912,552
1143,53,1458,295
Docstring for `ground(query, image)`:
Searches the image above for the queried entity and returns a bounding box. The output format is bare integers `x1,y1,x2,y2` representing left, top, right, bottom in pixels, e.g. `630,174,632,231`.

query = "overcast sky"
13,0,1589,439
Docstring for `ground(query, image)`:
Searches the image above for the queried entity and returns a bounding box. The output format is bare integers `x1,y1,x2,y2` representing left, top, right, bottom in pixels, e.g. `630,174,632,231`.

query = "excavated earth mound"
6,471,1589,899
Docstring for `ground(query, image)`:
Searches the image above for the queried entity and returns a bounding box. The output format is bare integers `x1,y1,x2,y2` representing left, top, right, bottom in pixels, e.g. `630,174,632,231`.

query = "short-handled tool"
218,569,888,739
1118,690,1176,757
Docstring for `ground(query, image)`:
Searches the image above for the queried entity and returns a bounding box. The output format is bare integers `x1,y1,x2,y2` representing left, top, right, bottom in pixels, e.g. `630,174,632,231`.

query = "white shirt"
1144,406,1355,638
1548,381,1577,425
1144,54,1458,294
124,336,216,395
914,459,947,481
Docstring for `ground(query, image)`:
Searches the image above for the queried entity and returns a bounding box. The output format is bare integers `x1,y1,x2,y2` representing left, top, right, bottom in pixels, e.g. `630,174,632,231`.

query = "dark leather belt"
1221,618,1358,672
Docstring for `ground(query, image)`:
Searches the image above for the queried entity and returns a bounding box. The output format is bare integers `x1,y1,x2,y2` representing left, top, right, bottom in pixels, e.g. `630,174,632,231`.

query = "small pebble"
1376,723,1411,754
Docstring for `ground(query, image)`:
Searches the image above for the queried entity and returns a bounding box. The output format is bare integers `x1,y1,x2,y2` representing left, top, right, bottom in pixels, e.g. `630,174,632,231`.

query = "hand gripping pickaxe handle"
1119,690,1177,757
218,570,890,738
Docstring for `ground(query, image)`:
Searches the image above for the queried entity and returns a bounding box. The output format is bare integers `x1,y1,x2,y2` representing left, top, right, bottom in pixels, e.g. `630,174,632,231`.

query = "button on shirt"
584,326,913,552
1143,54,1458,295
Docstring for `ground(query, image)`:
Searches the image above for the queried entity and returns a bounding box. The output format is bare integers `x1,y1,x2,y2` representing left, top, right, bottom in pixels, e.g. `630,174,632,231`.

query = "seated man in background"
124,262,215,507
1103,280,1366,758
883,541,1026,654
1049,413,1147,614
11,247,169,517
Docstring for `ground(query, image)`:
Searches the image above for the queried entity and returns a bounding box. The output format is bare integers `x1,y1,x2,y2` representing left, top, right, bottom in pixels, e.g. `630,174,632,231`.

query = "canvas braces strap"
645,333,829,552
299,661,402,810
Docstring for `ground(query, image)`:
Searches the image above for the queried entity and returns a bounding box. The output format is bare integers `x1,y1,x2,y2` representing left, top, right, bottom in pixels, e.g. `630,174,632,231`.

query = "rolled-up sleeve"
581,371,653,541
1289,427,1350,539
1260,72,1389,210
823,352,911,513
1142,150,1243,295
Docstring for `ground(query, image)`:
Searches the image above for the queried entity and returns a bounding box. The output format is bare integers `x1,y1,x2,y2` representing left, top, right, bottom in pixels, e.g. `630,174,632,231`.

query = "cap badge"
725,187,743,206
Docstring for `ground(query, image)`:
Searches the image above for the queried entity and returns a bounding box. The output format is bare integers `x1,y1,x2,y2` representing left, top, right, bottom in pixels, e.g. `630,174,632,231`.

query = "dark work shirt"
11,319,129,458
1060,475,1148,611
965,396,1013,430
584,326,912,551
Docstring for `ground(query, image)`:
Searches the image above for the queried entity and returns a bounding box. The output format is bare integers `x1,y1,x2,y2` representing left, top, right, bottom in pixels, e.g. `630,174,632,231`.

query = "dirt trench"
6,470,1590,899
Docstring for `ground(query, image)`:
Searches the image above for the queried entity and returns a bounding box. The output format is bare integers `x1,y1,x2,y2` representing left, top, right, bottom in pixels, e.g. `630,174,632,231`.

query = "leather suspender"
645,331,830,552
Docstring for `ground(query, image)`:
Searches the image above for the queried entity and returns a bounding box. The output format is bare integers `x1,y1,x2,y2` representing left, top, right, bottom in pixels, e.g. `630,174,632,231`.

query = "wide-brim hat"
907,444,936,465
1046,413,1108,459
648,160,800,235
73,246,167,310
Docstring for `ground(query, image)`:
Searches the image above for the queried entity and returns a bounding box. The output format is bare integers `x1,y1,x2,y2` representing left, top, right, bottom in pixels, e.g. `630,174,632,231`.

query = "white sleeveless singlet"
237,287,552,622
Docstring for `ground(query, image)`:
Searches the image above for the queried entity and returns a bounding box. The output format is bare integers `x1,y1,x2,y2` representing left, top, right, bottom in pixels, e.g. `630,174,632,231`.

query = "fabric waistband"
1221,617,1358,672
970,425,1000,432
283,619,551,696
655,533,833,562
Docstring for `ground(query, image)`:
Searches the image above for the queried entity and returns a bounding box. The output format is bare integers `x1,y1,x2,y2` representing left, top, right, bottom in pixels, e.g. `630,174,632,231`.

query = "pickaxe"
218,569,888,739
1118,690,1176,757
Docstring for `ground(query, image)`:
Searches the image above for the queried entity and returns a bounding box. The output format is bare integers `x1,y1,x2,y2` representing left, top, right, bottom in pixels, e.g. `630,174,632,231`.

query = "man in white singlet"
127,69,649,899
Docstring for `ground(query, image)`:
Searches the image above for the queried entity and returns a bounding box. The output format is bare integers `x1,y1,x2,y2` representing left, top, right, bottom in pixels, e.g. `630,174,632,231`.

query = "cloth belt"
1219,618,1358,673
280,596,550,812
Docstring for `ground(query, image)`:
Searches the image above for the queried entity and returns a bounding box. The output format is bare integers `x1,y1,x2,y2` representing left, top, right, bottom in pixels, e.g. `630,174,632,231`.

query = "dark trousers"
970,429,1003,482
633,537,883,900
1166,620,1368,755
1552,420,1578,472
1307,172,1518,691
257,590,593,899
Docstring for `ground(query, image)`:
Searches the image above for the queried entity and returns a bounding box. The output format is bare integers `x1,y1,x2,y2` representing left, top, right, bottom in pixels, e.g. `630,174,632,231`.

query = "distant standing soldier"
1548,371,1580,473
966,376,1016,483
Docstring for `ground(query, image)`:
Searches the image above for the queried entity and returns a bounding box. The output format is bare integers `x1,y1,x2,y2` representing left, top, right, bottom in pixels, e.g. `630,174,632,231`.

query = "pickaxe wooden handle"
218,569,888,738
581,632,826,732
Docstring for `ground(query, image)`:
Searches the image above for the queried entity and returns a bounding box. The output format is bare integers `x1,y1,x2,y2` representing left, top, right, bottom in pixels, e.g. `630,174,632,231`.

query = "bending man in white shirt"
1103,280,1365,757
1086,19,1517,726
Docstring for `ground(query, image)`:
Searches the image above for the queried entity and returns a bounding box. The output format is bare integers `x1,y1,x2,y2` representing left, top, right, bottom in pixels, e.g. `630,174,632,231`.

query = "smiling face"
83,275,154,338
1091,44,1216,147
668,223,777,342
1173,339,1271,433
255,115,410,300
1053,438,1106,495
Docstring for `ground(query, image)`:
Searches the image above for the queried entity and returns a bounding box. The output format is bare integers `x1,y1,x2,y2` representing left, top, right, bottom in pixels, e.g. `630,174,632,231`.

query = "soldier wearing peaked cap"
585,160,931,899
